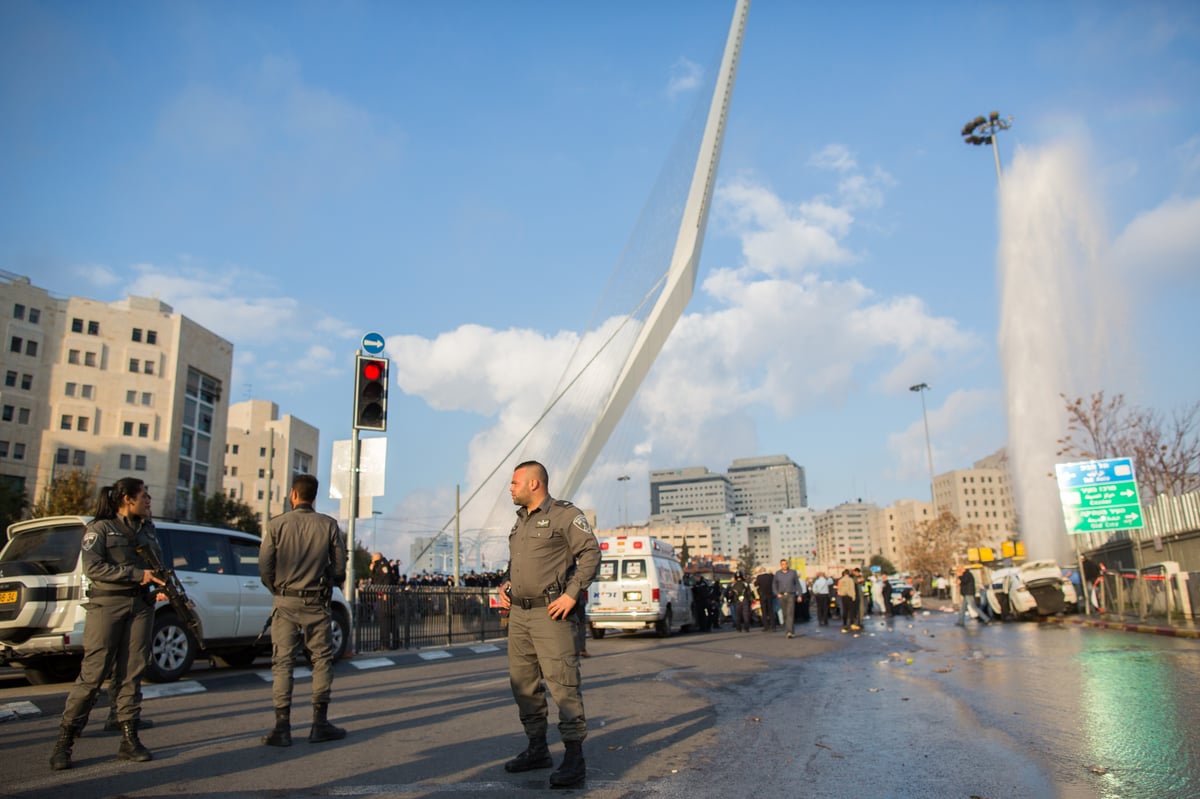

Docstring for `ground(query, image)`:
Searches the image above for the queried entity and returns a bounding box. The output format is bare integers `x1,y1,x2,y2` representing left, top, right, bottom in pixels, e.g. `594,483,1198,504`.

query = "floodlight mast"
961,110,1012,183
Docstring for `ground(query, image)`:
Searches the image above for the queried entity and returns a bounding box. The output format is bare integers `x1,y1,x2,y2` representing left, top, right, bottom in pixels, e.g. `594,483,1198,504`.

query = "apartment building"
223,399,319,523
869,498,934,571
814,499,877,569
1,273,233,518
933,450,1017,541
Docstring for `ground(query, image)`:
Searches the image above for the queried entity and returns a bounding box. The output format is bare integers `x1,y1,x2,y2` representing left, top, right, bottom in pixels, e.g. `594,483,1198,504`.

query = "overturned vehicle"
986,560,1077,620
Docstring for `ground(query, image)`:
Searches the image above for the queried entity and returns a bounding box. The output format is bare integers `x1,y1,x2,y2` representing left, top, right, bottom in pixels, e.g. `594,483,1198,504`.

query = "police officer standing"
259,474,348,747
50,477,164,770
498,460,600,789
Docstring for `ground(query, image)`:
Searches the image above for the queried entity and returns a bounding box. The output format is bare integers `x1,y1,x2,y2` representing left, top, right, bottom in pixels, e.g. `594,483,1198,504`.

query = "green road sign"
1055,458,1144,535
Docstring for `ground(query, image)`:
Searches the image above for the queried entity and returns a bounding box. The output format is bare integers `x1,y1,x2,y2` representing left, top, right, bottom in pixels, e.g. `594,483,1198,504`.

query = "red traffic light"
362,361,382,381
354,355,388,432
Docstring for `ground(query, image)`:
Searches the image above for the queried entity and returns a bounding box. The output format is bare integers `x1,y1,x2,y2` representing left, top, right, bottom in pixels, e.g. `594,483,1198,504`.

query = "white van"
587,536,693,638
0,515,351,684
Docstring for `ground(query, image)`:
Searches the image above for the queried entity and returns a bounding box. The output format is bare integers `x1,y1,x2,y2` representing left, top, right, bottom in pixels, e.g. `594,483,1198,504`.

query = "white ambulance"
587,536,693,637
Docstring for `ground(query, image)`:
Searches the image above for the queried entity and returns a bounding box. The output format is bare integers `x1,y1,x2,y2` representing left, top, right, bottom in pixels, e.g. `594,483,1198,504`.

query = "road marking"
143,680,205,699
417,650,451,660
349,657,395,670
469,644,500,653
0,701,41,722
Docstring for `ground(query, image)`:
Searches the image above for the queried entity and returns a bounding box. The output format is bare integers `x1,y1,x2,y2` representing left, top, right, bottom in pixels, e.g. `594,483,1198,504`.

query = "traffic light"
354,355,388,431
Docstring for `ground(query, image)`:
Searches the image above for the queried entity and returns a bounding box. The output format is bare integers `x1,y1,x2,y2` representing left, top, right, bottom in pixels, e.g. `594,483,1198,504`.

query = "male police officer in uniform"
259,474,348,747
498,460,600,789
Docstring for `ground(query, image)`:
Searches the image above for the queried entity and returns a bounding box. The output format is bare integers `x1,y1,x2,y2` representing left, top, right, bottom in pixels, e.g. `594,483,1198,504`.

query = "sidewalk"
1049,612,1200,639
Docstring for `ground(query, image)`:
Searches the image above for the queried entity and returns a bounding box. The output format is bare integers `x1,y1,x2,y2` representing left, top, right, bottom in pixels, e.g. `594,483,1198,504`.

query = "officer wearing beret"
50,477,164,770
259,474,348,747
498,460,600,788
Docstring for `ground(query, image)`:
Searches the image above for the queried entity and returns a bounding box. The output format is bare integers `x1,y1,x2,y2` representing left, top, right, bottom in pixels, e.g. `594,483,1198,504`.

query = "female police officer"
49,477,164,770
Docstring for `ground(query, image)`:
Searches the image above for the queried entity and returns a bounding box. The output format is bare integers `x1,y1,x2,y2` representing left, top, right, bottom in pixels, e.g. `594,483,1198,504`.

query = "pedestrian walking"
259,474,349,747
812,572,832,626
838,569,859,632
754,568,776,632
773,559,800,638
727,572,754,632
956,566,990,626
498,461,601,789
49,478,164,771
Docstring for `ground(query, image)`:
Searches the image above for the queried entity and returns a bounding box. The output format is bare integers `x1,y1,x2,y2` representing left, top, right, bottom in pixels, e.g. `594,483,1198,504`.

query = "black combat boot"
504,735,553,773
308,703,346,743
49,721,82,771
116,721,153,762
262,707,292,747
548,740,586,788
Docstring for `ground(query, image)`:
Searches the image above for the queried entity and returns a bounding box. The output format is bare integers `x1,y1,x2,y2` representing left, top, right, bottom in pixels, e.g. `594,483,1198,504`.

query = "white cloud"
808,144,857,172
74,263,121,287
667,57,702,97
885,389,1000,482
1110,195,1200,281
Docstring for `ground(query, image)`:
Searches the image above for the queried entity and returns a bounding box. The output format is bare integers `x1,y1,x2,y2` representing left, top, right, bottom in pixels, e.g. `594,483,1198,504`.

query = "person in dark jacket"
754,568,777,632
728,572,753,632
50,478,164,771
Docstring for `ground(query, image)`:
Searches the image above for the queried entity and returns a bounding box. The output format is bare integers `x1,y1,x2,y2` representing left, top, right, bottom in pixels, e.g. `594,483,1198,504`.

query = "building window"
20,374,31,390
147,330,157,345
141,392,152,406
9,336,21,353
260,447,267,457
129,359,139,373
56,448,69,465
28,308,40,324
257,490,264,500
25,340,37,357
81,384,93,399
4,371,14,387
17,408,29,425
72,318,83,333
87,321,99,335
13,304,24,320
61,415,72,430
232,444,239,454
12,443,24,460
126,390,137,404
85,352,96,367
138,423,149,438
3,406,13,422
135,455,147,471
143,360,154,375
120,453,132,469
77,417,89,432
132,328,142,342
230,466,238,476
258,468,265,478
68,350,80,364
0,441,7,457
73,450,86,467
123,421,134,436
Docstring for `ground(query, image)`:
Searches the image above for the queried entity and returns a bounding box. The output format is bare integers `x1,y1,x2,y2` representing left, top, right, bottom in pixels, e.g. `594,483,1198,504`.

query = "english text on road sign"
1055,457,1143,535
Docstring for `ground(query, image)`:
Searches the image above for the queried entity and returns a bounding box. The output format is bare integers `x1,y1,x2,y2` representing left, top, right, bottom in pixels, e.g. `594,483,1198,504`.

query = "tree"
352,541,372,581
900,511,984,582
869,554,897,575
0,479,28,532
191,488,261,535
1057,392,1200,502
736,544,757,576
678,536,691,569
31,469,97,517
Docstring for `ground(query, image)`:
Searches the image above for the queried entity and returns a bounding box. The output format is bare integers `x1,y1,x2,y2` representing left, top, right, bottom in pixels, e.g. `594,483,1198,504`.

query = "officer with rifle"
49,478,164,771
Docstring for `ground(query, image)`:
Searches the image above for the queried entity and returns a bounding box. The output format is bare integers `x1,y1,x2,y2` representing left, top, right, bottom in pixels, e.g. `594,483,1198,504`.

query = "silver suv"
0,516,351,683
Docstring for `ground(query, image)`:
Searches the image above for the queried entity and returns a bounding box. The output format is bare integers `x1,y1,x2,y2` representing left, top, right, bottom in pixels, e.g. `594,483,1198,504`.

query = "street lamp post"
961,110,1012,183
617,475,631,526
909,383,937,512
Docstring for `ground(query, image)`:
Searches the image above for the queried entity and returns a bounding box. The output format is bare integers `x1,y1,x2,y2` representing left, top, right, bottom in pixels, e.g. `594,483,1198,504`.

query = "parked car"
985,560,1077,620
0,515,351,684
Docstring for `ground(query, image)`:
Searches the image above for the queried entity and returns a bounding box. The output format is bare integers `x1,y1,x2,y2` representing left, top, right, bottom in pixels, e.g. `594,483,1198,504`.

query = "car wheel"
655,608,673,638
330,606,350,661
590,625,606,640
24,656,81,685
147,611,197,683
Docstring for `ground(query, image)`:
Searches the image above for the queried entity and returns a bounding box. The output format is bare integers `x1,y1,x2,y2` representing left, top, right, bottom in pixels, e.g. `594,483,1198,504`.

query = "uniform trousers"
507,605,586,742
270,595,335,709
61,595,153,726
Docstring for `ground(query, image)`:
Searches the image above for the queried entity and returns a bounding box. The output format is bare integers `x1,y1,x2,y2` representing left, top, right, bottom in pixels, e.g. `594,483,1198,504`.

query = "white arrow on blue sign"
361,332,385,355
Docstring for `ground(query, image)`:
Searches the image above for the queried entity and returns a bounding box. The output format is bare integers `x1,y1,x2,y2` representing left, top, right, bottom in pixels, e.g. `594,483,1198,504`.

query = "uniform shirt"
80,515,160,591
260,504,347,594
508,496,600,602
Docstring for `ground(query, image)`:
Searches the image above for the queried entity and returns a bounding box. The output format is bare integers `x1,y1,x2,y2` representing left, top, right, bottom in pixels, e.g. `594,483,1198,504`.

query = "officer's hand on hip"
548,594,577,620
498,582,511,610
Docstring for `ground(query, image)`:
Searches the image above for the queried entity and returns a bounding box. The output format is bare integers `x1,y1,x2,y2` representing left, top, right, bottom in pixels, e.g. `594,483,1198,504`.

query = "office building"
814,500,877,569
223,399,319,523
727,454,807,513
648,466,733,528
933,450,1018,541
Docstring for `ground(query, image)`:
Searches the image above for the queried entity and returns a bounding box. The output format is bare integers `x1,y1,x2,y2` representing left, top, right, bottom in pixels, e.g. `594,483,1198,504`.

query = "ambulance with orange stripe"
587,536,694,638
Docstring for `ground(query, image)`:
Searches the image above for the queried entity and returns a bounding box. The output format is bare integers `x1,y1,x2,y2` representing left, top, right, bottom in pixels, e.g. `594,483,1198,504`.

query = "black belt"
89,586,148,598
514,595,549,609
278,588,323,598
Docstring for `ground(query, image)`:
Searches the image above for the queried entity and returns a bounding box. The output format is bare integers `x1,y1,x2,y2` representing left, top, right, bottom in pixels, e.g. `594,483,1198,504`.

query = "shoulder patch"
82,531,99,552
554,500,573,507
572,514,592,534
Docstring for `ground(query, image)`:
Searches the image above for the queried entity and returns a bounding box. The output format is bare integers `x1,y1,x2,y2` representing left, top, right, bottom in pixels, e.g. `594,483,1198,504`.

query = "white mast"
558,0,750,498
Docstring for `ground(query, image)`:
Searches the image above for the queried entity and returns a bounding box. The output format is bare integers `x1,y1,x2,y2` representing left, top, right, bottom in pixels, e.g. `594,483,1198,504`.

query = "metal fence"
1092,566,1195,622
352,586,506,652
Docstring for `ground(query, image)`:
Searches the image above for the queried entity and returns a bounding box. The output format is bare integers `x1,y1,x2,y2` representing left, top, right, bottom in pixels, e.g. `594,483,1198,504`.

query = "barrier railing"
353,586,506,651
1092,563,1193,622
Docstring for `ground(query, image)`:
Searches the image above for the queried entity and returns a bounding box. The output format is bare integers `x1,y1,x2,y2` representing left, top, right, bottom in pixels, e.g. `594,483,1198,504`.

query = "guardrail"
1091,563,1194,622
352,586,506,651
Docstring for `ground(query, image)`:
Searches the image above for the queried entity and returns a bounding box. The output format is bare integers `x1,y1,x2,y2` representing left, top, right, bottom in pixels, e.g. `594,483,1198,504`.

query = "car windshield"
1,523,85,575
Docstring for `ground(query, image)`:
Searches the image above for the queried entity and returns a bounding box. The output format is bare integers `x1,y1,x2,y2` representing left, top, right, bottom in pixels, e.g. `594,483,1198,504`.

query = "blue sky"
3,1,1198,562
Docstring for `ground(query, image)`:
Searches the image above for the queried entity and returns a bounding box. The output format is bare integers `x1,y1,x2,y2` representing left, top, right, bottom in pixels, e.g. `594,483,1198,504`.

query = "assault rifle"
135,543,204,643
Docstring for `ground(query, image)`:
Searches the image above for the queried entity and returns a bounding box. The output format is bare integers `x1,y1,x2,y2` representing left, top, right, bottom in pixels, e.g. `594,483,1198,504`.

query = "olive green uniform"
507,497,600,743
259,504,347,709
61,516,160,727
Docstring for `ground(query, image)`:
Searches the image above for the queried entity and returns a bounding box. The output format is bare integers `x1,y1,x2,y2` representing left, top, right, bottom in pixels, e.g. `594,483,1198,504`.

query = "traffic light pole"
345,349,363,655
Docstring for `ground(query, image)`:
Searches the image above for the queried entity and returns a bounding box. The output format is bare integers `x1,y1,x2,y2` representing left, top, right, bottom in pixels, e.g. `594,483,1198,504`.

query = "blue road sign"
361,332,386,355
